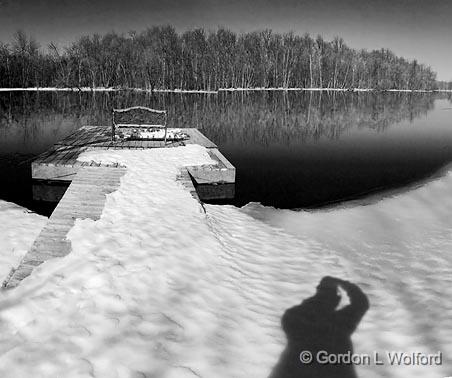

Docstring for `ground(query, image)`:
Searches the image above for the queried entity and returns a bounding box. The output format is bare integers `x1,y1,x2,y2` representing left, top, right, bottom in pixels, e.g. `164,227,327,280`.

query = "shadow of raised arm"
335,279,370,333
270,276,369,378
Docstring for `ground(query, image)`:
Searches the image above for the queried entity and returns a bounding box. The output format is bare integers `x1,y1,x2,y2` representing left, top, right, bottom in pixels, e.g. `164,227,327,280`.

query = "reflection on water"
1,91,451,213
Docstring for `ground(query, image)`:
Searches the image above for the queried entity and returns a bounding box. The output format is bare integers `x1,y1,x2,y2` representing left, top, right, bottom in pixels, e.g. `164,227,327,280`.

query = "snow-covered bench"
112,106,168,142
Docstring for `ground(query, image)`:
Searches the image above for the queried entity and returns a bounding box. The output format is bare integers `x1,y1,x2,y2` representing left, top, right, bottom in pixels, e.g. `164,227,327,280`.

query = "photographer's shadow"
270,276,369,378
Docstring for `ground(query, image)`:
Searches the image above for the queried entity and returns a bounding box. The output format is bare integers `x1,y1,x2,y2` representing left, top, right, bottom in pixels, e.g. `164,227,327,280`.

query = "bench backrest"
113,106,167,127
112,106,167,141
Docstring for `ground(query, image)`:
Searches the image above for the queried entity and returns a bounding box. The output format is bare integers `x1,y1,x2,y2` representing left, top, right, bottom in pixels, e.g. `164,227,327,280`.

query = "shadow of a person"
270,276,369,378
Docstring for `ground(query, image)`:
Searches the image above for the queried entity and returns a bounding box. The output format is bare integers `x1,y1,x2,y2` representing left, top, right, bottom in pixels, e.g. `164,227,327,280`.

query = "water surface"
1,91,452,377
1,91,452,214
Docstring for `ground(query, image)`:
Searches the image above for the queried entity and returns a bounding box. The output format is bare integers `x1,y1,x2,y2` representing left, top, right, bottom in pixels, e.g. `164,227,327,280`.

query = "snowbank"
0,201,46,282
0,87,218,94
0,87,437,94
0,87,118,92
0,145,450,378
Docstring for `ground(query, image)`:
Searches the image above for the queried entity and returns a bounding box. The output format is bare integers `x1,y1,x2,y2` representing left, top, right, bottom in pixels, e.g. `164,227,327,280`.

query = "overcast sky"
1,0,451,80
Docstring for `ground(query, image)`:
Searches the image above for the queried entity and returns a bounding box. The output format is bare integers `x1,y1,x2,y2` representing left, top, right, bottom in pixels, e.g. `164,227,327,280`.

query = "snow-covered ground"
0,87,218,94
0,87,440,93
0,87,119,92
0,201,46,282
0,145,451,378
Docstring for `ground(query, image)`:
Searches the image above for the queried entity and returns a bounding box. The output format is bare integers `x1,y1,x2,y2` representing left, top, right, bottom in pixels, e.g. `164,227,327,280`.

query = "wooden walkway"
3,126,233,289
4,165,203,289
4,166,125,288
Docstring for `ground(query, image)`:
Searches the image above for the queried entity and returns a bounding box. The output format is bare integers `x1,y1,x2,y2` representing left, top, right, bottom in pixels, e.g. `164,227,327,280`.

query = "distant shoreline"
1,87,451,94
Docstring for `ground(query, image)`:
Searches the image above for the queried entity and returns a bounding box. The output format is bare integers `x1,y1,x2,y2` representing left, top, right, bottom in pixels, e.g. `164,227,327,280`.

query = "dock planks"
4,126,233,288
31,126,228,184
4,164,204,289
4,166,126,288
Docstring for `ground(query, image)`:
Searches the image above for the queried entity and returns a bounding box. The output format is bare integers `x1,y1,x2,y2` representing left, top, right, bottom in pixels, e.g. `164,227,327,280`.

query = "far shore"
1,87,451,94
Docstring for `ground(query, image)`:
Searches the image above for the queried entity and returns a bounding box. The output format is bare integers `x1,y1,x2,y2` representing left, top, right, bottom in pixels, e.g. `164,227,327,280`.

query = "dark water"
1,90,452,215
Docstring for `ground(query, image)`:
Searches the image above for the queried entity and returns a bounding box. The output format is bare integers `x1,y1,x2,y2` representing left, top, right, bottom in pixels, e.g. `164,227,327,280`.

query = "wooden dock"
4,166,126,288
3,126,234,288
32,126,235,189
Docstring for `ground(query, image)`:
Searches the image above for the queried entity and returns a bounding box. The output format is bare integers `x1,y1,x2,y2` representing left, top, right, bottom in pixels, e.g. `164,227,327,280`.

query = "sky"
0,0,451,80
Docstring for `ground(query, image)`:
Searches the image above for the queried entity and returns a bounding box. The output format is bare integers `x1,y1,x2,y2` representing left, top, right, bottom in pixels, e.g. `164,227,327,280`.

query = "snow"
0,88,218,94
117,128,189,140
149,89,218,94
0,201,47,282
217,87,427,92
0,87,436,94
0,87,118,92
0,145,451,377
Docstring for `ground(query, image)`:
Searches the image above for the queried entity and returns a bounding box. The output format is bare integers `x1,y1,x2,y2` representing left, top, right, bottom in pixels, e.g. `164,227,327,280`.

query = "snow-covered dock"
4,126,235,288
3,166,126,288
31,126,235,191
2,145,452,378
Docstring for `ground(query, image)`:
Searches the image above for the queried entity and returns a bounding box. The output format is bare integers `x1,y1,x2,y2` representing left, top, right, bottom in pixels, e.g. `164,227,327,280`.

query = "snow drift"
0,145,450,378
0,201,46,282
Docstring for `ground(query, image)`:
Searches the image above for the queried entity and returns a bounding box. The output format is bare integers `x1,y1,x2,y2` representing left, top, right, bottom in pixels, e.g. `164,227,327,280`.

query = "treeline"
0,27,439,90
436,81,452,91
